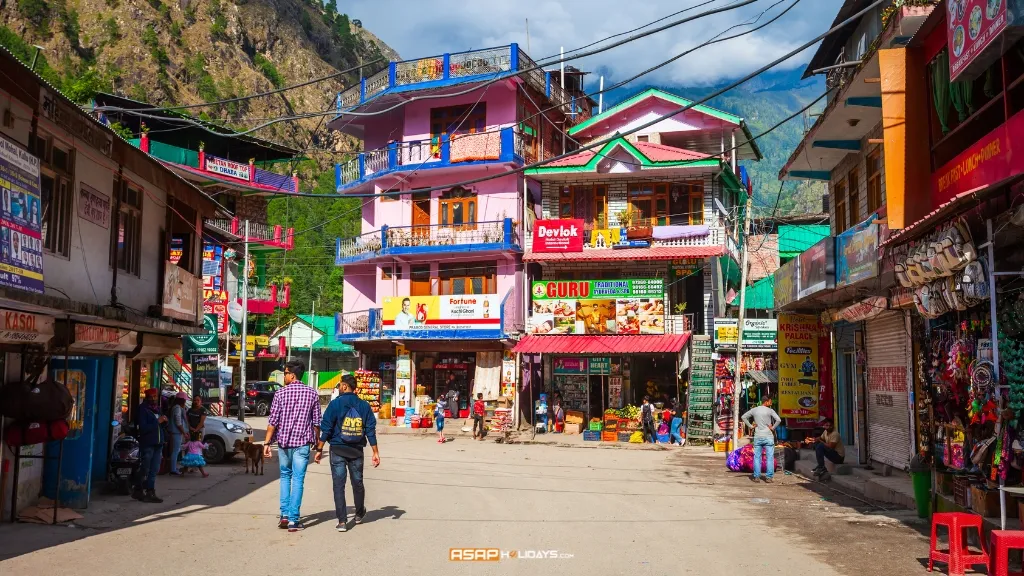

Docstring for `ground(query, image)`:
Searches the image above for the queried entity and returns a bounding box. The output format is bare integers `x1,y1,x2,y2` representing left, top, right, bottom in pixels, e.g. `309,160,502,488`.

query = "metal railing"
449,46,512,78
335,218,519,264
665,314,695,334
655,226,724,248
516,49,547,96
338,310,372,336
204,218,295,249
244,285,273,301
335,232,383,262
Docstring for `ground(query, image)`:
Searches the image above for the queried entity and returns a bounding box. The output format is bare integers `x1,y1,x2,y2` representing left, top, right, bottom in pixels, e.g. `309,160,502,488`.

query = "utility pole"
308,297,316,387
732,196,753,448
239,220,250,423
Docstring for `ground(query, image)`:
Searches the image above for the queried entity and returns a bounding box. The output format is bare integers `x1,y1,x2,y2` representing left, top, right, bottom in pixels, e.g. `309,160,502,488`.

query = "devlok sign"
532,219,584,252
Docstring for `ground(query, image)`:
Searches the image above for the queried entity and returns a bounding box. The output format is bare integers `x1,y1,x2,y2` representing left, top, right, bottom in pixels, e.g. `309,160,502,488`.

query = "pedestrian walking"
263,360,321,532
445,377,459,419
670,399,684,446
168,392,189,476
314,374,380,532
472,392,486,440
435,396,447,443
641,396,658,443
741,397,782,483
133,388,166,503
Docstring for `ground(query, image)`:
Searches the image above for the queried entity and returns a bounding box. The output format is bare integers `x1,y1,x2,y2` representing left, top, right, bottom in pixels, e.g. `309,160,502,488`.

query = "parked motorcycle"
108,422,140,495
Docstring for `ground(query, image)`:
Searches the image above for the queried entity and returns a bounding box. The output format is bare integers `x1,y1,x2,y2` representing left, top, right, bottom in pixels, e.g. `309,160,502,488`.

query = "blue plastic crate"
582,430,601,442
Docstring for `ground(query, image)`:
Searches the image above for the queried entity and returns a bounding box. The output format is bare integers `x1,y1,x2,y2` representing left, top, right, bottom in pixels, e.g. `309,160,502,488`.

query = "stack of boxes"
687,336,714,444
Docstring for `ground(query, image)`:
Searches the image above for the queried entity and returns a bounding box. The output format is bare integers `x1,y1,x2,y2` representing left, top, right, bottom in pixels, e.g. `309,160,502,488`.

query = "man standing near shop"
314,374,380,532
742,397,782,483
263,360,321,532
133,388,166,503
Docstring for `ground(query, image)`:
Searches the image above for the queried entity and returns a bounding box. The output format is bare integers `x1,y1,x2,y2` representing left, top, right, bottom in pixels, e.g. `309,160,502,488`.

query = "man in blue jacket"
133,388,167,503
314,374,380,532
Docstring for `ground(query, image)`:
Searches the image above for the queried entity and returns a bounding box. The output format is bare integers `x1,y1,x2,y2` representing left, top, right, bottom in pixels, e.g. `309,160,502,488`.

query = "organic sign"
836,218,879,287
712,318,778,351
778,313,821,419
529,279,665,335
532,219,584,252
0,133,44,294
948,0,1008,81
381,295,500,333
205,155,251,180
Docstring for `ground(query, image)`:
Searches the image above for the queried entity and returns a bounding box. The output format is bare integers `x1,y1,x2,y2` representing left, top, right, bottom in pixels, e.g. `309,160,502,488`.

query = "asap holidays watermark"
449,548,574,561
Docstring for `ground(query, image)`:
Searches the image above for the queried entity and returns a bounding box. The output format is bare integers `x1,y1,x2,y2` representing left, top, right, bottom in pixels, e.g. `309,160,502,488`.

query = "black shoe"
355,509,367,524
812,466,825,477
278,517,289,529
288,522,305,532
131,489,144,501
819,471,832,483
143,490,164,503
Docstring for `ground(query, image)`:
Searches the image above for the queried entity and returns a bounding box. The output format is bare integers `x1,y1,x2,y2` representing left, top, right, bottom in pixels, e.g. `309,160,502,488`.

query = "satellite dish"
714,198,729,218
227,300,244,324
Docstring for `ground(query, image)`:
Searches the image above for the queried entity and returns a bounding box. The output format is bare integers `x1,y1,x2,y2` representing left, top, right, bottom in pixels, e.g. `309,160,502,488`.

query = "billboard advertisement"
712,318,778,351
778,313,821,419
381,295,501,333
947,0,1008,81
0,133,43,294
529,279,665,335
532,219,584,252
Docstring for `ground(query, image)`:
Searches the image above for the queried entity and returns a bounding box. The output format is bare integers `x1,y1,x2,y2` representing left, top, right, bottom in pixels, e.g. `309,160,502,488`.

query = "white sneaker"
336,522,347,532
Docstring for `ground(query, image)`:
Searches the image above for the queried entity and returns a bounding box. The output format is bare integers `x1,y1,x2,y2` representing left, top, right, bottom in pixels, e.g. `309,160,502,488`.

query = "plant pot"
627,226,653,239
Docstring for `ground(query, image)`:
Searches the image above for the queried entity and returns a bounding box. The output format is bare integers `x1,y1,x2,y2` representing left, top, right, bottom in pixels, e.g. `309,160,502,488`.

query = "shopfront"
712,318,778,440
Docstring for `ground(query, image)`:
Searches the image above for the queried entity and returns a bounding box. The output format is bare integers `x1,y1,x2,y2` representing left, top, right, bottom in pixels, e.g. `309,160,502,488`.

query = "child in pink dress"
182,435,209,478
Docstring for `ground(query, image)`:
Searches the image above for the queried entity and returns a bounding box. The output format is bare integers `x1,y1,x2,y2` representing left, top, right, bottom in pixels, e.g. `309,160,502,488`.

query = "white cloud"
344,0,844,86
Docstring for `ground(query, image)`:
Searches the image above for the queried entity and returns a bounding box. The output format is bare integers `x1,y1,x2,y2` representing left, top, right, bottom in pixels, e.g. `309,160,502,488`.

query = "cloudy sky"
344,0,844,86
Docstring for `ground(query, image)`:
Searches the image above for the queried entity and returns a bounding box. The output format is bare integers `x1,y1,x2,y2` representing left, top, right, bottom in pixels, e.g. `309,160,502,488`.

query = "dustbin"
910,455,932,519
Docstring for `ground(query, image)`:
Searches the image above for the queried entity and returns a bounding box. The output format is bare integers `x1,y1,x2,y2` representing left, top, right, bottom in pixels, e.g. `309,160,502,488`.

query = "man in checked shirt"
263,360,321,532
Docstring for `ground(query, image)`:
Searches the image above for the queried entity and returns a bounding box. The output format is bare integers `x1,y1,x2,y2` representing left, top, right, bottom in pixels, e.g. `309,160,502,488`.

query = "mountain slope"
605,68,827,216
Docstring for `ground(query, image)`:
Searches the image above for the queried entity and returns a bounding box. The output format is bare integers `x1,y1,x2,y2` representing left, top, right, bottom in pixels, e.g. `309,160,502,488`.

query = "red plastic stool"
989,530,1024,576
929,512,989,575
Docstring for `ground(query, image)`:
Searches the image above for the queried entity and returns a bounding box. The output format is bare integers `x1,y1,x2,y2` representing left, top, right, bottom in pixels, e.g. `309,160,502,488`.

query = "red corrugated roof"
633,141,709,162
881,188,984,247
524,246,724,262
545,150,598,167
513,333,691,354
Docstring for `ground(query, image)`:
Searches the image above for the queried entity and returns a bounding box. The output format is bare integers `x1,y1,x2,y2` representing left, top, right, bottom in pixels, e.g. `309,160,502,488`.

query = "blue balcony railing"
334,128,524,192
335,218,520,265
336,290,520,341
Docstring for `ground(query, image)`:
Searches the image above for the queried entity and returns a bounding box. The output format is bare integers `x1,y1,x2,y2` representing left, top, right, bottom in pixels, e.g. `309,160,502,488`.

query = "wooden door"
411,265,432,296
412,191,431,239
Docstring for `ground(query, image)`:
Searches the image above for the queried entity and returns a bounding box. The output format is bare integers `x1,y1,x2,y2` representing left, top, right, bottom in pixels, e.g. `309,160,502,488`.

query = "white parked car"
161,391,253,464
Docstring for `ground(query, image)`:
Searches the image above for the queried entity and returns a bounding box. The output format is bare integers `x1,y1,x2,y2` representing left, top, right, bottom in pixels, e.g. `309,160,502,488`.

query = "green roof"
729,275,775,310
293,314,354,353
778,225,830,259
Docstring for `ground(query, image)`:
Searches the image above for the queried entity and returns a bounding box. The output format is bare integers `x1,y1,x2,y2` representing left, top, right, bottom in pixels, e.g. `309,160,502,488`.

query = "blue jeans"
278,446,311,523
329,448,366,523
169,432,184,473
670,417,683,445
137,445,162,490
753,437,775,479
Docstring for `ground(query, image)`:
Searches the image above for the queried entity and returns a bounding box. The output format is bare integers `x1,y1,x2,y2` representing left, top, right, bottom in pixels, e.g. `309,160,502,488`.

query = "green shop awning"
778,225,830,259
729,275,774,310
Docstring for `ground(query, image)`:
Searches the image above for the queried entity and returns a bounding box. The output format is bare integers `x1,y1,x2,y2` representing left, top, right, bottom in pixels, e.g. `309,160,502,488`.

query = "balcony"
204,217,295,251
132,136,298,194
335,127,525,192
336,290,520,341
335,218,520,265
242,283,291,314
524,224,729,263
336,44,584,119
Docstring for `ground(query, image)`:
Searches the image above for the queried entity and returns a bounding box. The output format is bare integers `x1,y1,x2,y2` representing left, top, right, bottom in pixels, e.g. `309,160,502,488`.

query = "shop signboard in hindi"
777,313,821,419
532,219,584,253
797,237,835,299
836,217,879,287
529,279,665,335
78,183,110,229
774,257,798,308
948,0,1010,82
205,155,251,181
381,295,500,334
712,318,778,351
0,133,44,294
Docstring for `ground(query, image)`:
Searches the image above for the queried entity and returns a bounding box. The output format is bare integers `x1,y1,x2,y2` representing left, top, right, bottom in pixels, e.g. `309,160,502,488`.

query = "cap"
144,388,159,398
175,392,188,400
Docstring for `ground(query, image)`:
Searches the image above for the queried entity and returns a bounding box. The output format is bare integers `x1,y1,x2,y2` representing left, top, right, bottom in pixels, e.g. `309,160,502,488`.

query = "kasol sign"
836,216,879,287
933,105,1024,207
947,0,1010,82
532,219,584,252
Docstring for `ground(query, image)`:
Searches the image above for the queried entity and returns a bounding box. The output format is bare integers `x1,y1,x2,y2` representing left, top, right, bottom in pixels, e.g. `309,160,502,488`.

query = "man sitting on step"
809,418,845,481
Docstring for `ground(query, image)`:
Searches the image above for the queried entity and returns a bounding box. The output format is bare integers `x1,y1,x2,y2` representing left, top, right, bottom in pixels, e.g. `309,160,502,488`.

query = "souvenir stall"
353,370,382,415
711,319,779,449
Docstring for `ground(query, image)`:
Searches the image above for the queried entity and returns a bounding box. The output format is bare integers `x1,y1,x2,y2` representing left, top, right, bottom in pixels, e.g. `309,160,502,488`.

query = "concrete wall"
401,83,517,143
363,173,521,233
577,98,734,145
343,264,377,313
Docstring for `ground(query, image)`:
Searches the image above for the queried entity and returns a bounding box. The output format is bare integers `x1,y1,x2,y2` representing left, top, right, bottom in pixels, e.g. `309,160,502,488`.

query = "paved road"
0,430,931,576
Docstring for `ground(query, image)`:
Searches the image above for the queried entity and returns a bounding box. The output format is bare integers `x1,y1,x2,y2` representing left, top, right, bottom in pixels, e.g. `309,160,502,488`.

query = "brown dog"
234,439,264,475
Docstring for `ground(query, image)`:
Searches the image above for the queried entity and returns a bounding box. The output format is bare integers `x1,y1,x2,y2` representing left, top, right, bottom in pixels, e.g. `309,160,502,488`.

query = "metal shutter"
865,311,913,470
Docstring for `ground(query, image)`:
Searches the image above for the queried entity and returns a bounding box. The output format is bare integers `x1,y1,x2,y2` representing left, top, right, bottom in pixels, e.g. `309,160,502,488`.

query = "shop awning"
512,333,691,354
882,185,998,247
524,246,723,262
744,370,778,384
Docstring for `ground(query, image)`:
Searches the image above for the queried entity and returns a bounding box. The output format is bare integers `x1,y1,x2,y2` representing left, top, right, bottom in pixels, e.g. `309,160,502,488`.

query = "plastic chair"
928,512,989,575
988,530,1024,576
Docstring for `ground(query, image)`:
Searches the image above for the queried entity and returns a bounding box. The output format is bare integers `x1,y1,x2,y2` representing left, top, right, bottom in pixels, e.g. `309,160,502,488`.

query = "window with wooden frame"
672,181,704,225
430,103,487,140
866,149,882,214
833,179,848,233
381,266,403,280
847,167,861,226
33,133,74,257
559,185,608,227
410,265,432,296
627,183,670,226
112,178,143,276
437,262,497,295
439,186,476,229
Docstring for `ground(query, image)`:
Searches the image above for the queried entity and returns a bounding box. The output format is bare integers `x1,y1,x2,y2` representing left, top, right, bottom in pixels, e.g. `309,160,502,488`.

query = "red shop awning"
512,333,691,355
524,246,724,262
